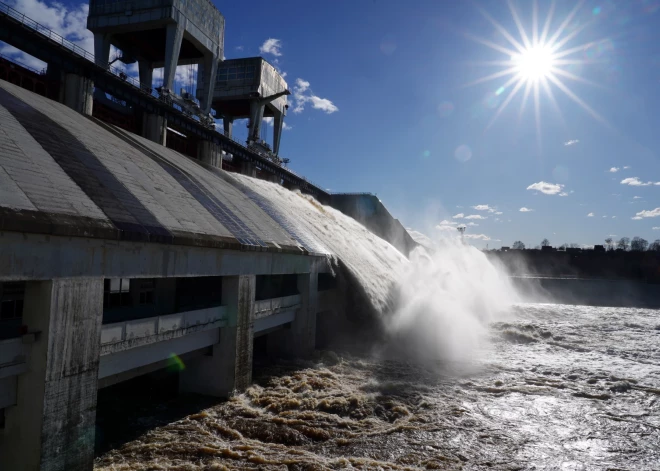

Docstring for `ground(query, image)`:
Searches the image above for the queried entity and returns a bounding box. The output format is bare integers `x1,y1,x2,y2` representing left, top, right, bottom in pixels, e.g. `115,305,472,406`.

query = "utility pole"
457,225,466,243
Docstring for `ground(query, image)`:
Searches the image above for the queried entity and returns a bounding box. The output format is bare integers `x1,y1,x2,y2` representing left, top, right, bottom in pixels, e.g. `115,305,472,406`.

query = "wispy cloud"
653,227,660,230
436,225,459,232
519,207,534,212
632,208,660,219
559,192,569,197
471,204,497,213
609,167,619,173
259,38,282,56
564,139,579,146
633,196,642,199
495,211,503,215
235,45,244,51
464,214,486,220
465,234,491,241
621,177,660,186
466,222,479,226
624,166,631,169
587,212,594,217
452,213,465,219
292,78,338,114
527,181,564,195
438,220,457,226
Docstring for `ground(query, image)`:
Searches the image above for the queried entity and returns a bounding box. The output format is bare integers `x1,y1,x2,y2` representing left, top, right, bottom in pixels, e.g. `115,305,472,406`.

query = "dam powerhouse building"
0,0,416,469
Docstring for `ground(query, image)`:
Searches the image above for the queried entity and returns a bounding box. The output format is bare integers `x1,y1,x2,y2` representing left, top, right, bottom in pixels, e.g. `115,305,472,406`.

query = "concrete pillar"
179,275,255,397
61,73,94,116
223,117,233,138
265,173,281,184
142,113,167,146
240,161,256,177
197,140,221,167
247,100,265,144
0,278,103,471
198,53,219,114
162,23,185,92
273,109,284,156
138,60,154,91
268,271,318,358
93,33,111,68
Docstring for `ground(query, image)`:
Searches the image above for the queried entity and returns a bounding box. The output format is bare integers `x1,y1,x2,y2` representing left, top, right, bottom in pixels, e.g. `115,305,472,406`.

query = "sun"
512,45,555,81
462,1,609,135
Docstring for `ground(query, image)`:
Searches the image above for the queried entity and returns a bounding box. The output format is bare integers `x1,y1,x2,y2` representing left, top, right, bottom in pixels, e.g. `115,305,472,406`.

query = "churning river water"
94,302,660,471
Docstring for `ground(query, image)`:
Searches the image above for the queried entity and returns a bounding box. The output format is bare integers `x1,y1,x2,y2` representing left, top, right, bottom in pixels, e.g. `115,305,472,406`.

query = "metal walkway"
0,1,329,201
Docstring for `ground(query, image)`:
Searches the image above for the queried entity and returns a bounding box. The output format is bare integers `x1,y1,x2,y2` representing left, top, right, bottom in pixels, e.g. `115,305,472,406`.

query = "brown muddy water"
95,303,660,470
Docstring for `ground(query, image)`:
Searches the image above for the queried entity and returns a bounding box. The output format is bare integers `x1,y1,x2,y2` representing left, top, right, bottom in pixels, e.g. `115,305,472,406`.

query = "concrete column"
273,109,284,156
240,161,256,177
247,100,264,144
142,113,167,146
0,278,103,471
61,73,94,116
197,140,221,167
223,117,233,138
179,275,255,397
268,271,318,358
162,23,185,92
198,53,219,114
138,60,154,91
93,33,111,68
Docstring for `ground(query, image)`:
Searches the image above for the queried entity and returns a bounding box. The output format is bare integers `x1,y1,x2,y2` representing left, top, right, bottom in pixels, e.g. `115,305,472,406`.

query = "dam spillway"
0,79,408,470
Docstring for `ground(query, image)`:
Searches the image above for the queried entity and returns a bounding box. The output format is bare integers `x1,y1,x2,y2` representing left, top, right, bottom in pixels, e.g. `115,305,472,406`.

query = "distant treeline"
486,247,660,284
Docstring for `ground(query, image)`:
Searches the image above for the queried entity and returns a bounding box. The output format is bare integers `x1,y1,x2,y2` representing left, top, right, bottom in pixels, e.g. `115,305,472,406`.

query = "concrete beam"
0,231,320,281
0,278,103,471
179,275,255,397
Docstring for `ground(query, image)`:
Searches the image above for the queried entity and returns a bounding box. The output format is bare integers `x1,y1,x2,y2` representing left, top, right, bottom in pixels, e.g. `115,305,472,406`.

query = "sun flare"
512,45,555,81
463,1,609,135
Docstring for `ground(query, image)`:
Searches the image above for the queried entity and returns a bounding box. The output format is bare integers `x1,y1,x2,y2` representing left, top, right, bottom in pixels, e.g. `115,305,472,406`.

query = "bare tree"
650,240,660,252
631,237,649,252
541,238,550,247
604,237,613,251
617,237,630,251
569,243,580,249
559,243,568,250
512,241,525,250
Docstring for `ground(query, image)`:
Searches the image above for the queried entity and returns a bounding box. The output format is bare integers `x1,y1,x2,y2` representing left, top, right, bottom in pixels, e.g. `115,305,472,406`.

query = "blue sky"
2,0,660,248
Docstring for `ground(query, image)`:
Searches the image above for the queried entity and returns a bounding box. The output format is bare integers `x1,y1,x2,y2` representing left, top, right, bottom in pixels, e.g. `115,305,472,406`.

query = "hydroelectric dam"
0,1,416,469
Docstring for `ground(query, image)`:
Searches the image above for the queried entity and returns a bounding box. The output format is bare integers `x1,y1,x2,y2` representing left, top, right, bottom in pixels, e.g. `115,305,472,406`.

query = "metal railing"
0,0,330,196
0,52,45,75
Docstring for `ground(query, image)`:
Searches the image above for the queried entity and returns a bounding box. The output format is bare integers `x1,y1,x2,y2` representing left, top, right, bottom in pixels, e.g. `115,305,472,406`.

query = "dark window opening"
103,278,131,309
103,278,156,324
255,274,298,301
175,276,222,312
0,282,25,340
317,273,337,291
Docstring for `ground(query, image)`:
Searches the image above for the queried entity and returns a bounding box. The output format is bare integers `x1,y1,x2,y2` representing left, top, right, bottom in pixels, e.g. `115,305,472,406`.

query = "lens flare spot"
167,353,186,372
552,165,570,183
592,6,601,15
454,145,472,162
422,150,431,159
438,101,455,118
380,34,397,55
483,91,501,109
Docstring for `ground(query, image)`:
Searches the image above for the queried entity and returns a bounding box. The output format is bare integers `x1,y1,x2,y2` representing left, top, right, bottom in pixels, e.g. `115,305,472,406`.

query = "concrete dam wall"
0,79,409,470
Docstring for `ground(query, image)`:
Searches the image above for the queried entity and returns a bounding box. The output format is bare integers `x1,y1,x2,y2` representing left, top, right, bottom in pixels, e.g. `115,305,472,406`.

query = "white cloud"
235,45,244,51
559,192,569,197
259,38,282,57
452,213,465,219
609,167,619,173
564,139,579,146
612,216,616,219
621,177,660,186
602,215,607,218
624,166,631,169
464,214,486,220
495,211,503,215
465,234,491,241
292,78,338,114
527,181,564,195
653,227,660,230
0,0,93,69
466,222,479,226
471,204,497,212
438,220,457,226
436,225,459,232
632,208,660,219
587,212,594,217
519,207,534,212
633,196,642,199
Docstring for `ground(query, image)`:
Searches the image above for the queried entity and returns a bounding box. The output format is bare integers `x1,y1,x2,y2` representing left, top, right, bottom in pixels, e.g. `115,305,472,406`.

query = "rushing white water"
388,239,519,362
228,176,518,361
